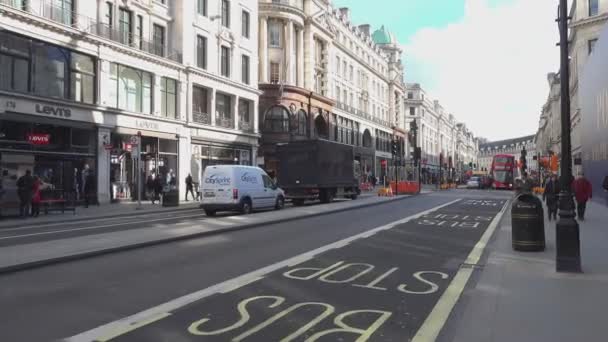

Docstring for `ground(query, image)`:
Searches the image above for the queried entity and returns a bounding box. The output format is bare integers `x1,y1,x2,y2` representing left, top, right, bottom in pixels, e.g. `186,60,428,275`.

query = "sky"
333,0,561,141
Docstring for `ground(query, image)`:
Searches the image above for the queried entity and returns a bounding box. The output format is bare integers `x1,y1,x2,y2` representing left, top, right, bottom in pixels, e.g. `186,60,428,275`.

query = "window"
33,45,68,99
295,110,308,136
241,55,250,84
342,61,347,78
336,86,341,102
109,63,153,114
238,99,251,130
410,107,416,116
50,0,74,25
135,15,143,49
336,56,340,74
197,35,207,69
242,10,250,38
216,93,232,128
589,0,599,16
264,106,289,132
152,24,165,57
349,65,354,82
221,0,230,28
70,52,95,104
270,62,280,83
119,8,132,45
221,46,231,77
269,20,282,47
105,2,113,28
589,38,598,54
197,0,207,16
0,32,30,93
192,86,208,114
160,77,177,119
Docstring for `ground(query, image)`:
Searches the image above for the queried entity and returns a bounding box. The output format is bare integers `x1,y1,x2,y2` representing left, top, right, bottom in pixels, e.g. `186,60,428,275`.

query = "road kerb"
411,198,511,342
0,194,421,275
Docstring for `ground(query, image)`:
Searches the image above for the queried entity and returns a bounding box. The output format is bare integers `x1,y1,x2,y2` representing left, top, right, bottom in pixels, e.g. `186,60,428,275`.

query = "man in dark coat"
84,171,97,208
17,170,34,218
543,174,560,221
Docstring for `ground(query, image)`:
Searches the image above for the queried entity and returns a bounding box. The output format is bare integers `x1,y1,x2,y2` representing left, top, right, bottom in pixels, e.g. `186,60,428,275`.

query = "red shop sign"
27,133,51,145
380,159,387,167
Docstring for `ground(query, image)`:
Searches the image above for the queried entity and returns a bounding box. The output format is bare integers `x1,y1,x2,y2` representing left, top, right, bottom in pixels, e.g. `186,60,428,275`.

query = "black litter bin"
511,194,545,251
162,186,180,207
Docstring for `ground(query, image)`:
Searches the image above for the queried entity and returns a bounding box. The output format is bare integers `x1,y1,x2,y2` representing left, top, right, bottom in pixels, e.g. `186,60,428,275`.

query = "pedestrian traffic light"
392,139,398,156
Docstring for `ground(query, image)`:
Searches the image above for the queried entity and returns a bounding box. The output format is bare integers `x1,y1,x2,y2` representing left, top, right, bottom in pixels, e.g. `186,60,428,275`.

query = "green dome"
372,25,395,45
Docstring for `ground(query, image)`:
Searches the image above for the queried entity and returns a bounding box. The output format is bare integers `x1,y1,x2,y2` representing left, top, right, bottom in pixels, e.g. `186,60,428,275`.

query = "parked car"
466,176,481,189
200,165,285,216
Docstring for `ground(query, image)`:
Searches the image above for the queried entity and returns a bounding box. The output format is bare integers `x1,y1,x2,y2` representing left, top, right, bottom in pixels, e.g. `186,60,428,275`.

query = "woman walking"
31,176,42,217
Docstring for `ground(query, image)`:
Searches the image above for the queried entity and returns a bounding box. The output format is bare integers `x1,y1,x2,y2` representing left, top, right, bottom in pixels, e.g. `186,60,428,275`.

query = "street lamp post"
556,0,581,273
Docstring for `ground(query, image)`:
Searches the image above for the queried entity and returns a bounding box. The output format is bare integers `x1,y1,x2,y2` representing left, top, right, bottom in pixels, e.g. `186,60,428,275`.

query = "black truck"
276,139,361,205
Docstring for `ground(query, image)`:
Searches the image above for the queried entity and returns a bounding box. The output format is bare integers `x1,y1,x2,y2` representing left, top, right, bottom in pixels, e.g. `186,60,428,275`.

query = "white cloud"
403,0,559,140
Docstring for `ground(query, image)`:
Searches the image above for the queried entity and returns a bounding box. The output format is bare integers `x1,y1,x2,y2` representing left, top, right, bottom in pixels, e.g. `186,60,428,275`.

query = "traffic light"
392,139,399,157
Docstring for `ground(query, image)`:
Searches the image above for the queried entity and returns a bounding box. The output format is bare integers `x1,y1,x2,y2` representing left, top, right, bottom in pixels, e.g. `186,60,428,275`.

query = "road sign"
130,135,140,146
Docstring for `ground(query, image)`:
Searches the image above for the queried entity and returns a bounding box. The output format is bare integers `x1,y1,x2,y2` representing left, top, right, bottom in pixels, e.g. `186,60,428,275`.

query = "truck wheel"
240,199,252,215
320,190,334,204
292,199,305,206
204,209,216,217
275,196,285,210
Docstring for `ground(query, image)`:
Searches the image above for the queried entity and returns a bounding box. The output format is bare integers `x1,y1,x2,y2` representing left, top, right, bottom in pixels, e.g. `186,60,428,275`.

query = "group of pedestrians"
145,174,165,205
542,172,599,221
16,170,49,218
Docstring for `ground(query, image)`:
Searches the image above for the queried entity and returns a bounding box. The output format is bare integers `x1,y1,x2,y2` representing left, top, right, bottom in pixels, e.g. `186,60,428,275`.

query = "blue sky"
332,0,559,141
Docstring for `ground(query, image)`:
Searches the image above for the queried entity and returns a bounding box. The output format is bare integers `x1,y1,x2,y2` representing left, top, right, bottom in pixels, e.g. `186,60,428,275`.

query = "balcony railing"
335,102,391,128
269,0,304,10
0,0,182,63
239,121,253,132
193,111,211,125
216,115,234,129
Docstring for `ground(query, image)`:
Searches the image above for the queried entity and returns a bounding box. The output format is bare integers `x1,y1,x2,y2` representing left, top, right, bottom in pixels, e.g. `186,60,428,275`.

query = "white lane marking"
96,312,172,342
64,199,462,342
411,199,510,342
0,214,209,240
0,209,204,232
220,276,264,294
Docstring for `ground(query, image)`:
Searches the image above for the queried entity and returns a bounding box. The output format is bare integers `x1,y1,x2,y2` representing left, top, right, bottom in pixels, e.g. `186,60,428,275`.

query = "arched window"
315,114,328,139
362,129,372,148
264,106,290,132
290,109,308,136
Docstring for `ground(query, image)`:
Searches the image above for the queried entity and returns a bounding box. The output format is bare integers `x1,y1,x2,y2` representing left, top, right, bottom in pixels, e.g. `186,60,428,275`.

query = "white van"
200,165,285,216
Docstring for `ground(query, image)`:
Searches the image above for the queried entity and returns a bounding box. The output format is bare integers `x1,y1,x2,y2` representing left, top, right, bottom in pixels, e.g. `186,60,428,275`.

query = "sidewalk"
0,200,202,229
442,198,608,342
0,192,412,274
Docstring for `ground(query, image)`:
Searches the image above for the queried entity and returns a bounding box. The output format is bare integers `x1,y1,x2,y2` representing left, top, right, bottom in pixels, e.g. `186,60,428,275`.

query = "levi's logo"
27,133,51,145
35,104,71,117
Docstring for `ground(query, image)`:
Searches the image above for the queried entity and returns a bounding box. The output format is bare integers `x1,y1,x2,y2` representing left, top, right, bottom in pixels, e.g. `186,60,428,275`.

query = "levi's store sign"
27,133,51,145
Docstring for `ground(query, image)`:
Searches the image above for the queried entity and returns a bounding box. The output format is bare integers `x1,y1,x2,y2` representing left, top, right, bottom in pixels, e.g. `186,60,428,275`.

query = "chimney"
358,24,370,36
339,7,350,21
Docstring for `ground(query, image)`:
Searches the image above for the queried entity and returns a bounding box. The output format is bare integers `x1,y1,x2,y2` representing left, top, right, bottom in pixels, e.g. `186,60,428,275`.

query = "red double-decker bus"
490,154,516,190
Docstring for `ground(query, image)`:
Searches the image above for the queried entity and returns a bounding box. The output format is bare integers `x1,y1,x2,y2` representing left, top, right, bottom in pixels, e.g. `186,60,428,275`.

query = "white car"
200,165,285,216
466,177,481,189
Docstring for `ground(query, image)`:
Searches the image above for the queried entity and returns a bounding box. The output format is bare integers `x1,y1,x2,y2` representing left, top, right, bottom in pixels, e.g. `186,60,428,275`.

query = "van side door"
261,174,276,207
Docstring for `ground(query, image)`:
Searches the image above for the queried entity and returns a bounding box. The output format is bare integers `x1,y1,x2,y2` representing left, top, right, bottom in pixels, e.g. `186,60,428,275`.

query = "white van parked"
200,165,285,216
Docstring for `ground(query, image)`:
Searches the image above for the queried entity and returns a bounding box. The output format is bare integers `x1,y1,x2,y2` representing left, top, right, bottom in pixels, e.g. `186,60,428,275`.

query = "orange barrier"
378,187,394,197
389,181,420,194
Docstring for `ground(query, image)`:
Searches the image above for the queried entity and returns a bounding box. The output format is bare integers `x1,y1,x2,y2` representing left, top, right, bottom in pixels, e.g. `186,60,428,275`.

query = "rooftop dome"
372,25,396,45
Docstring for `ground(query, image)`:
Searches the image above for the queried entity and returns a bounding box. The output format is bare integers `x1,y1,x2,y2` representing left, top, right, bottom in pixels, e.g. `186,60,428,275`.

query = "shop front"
109,131,178,202
0,112,97,213
190,139,253,185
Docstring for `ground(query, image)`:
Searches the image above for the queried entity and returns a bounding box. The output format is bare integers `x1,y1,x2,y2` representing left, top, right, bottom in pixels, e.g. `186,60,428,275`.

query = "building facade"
478,135,537,175
0,0,259,205
256,0,406,181
404,83,478,182
538,0,608,175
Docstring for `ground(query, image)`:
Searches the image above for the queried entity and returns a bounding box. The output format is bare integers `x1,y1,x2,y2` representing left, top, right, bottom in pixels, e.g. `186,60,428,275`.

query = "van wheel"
204,209,216,217
292,199,305,206
350,194,358,200
240,199,252,215
275,196,285,210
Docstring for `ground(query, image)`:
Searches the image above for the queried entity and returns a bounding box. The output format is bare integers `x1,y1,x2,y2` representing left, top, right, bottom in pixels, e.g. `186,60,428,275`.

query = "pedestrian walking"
153,174,163,205
146,174,155,203
572,172,592,220
185,174,195,201
84,170,97,208
543,174,560,221
603,175,608,206
31,176,45,217
17,170,34,218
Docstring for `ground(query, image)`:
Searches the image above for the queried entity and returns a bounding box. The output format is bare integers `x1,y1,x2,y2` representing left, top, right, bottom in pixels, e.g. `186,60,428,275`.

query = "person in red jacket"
572,172,593,220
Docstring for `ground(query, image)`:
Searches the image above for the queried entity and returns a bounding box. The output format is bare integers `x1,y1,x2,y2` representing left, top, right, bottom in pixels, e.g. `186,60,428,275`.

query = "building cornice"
187,67,263,96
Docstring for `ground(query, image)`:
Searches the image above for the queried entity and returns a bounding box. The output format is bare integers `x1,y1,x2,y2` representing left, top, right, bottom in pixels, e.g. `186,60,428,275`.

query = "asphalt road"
0,190,512,342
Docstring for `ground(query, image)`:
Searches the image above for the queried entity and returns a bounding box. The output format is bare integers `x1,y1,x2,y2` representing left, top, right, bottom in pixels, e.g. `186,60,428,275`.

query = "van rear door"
201,166,234,204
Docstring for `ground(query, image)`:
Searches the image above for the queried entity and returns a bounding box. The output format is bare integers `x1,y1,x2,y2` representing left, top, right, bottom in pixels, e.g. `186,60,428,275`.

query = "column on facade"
97,127,112,204
253,98,260,134
303,23,314,90
233,95,240,130
259,16,268,83
210,88,217,126
153,75,162,116
178,134,191,200
296,25,304,88
284,19,294,84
